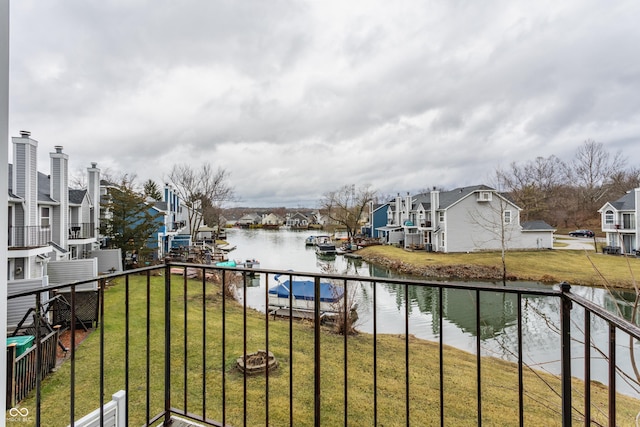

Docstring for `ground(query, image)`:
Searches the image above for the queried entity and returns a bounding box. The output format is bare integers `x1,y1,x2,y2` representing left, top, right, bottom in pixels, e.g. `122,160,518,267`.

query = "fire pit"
236,350,278,374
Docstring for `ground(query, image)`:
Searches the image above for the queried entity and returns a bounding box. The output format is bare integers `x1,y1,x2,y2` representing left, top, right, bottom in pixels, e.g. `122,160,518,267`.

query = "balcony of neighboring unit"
68,223,96,240
8,226,52,248
603,223,637,233
169,221,187,232
419,221,433,228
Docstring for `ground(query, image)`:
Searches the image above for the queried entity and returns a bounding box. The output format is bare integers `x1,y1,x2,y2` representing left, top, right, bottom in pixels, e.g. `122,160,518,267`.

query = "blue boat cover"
268,280,344,303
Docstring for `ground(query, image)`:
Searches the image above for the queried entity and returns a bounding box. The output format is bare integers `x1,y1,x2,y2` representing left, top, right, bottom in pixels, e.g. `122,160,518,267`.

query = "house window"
41,207,50,227
504,210,512,224
441,233,445,247
605,210,614,225
439,212,445,222
622,213,635,229
477,191,492,202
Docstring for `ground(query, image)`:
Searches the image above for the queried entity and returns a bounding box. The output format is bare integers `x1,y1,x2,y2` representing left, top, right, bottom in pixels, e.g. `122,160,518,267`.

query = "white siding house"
378,185,555,253
598,188,640,255
7,131,101,329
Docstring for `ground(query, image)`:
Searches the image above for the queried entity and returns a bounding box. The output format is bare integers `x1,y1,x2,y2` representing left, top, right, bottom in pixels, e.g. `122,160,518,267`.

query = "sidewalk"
554,235,599,251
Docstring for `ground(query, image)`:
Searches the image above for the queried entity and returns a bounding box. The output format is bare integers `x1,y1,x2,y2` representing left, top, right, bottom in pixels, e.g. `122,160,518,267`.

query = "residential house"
378,185,555,253
285,212,310,228
261,212,283,227
7,131,101,327
151,184,189,259
99,182,189,262
365,202,390,238
237,212,261,227
310,210,328,226
598,188,639,254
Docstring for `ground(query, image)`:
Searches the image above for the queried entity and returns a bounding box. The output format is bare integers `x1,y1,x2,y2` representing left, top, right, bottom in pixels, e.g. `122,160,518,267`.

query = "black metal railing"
7,226,51,248
68,222,95,239
6,263,640,426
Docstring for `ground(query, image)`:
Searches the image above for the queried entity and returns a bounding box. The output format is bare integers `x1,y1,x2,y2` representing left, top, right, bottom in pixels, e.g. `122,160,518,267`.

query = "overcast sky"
8,1,640,207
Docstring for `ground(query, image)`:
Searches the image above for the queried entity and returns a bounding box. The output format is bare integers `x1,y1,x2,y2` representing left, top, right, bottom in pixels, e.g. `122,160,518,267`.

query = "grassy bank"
14,274,640,426
358,245,640,289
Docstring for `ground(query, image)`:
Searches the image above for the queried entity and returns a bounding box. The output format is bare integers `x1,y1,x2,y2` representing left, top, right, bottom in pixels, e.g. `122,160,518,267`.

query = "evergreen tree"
143,178,163,201
100,176,163,267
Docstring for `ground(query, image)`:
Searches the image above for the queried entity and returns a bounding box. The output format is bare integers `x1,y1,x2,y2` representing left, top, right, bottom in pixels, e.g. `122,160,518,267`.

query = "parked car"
569,229,595,238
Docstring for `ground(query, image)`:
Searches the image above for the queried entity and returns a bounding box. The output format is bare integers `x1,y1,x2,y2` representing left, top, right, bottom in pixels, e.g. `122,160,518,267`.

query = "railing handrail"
7,262,564,300
565,288,640,338
10,262,640,426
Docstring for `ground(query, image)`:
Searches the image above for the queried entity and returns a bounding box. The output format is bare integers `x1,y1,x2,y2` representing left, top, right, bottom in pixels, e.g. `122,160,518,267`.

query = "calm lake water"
225,227,640,397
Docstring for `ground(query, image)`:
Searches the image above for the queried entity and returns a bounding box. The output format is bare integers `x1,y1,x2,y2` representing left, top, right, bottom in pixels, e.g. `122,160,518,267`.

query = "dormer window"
604,210,614,225
477,191,492,202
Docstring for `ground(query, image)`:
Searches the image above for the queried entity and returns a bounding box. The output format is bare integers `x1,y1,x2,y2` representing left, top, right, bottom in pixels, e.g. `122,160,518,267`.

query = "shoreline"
357,246,640,291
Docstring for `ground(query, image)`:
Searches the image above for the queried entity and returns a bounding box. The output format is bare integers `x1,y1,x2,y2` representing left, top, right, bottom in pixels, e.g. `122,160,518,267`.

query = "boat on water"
305,234,332,246
335,242,353,255
216,260,236,267
216,259,260,269
315,242,337,257
268,276,344,312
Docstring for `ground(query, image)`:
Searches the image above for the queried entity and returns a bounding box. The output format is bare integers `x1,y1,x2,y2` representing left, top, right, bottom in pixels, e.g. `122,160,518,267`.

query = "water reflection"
226,228,640,396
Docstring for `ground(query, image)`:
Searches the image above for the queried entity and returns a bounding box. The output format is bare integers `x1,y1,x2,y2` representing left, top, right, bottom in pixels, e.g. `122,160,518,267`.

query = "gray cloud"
9,0,640,206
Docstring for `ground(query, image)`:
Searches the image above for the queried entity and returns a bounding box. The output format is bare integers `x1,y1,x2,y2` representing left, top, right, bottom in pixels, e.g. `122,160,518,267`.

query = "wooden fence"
5,327,60,408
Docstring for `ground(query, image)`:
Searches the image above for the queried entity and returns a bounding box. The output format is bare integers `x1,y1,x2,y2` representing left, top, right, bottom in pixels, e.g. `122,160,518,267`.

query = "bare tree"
567,140,626,222
167,163,234,241
320,184,376,242
467,186,520,284
70,165,116,189
496,155,566,224
606,168,640,200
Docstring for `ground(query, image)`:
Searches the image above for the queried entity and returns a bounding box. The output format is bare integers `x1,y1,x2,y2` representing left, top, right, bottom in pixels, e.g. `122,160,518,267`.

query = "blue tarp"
268,280,344,303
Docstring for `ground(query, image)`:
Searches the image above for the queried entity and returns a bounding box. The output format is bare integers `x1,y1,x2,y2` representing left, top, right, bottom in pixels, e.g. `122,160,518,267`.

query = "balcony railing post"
164,262,172,425
314,276,321,427
559,282,572,427
35,292,42,427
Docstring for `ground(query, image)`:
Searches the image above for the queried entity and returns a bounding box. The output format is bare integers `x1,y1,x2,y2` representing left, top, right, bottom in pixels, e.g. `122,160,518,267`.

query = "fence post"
559,282,572,426
6,343,16,408
50,325,61,372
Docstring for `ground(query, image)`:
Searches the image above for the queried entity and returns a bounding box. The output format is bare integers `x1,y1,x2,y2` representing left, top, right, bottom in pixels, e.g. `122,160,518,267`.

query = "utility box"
7,335,35,357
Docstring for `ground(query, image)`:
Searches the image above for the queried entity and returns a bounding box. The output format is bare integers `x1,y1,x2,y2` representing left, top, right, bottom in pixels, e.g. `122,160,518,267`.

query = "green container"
6,335,35,357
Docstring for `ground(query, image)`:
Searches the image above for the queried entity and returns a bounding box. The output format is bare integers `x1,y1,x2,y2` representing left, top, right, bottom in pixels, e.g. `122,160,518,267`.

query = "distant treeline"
496,140,639,228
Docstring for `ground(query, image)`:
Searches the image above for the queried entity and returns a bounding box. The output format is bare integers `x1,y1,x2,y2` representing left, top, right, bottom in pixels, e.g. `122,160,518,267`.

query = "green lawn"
14,273,640,426
359,245,640,289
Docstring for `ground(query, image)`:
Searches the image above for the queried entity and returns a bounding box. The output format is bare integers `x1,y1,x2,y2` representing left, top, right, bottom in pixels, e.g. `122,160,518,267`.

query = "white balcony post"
1,0,10,419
